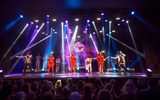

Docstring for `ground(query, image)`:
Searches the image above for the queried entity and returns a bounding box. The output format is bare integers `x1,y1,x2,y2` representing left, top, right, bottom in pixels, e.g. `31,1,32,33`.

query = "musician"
16,51,32,74
47,52,55,74
111,51,126,72
65,52,77,73
36,54,41,71
96,52,109,73
55,56,61,73
85,56,92,73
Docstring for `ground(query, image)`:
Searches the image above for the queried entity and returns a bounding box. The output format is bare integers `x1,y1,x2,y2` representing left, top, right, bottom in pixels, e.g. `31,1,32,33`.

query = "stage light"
42,32,45,34
31,22,34,24
126,20,129,23
127,68,129,70
65,20,68,23
99,30,103,33
87,20,90,23
105,20,108,22
0,69,3,73
93,32,96,35
113,68,116,71
97,17,101,21
118,23,120,26
112,30,115,33
146,68,152,76
101,13,104,16
47,21,49,24
131,11,135,15
2,23,29,60
109,21,112,23
36,25,38,28
75,18,79,21
46,15,50,17
54,32,57,34
109,32,112,35
35,20,39,23
115,17,120,20
77,35,80,38
42,68,44,71
20,15,23,18
52,18,57,22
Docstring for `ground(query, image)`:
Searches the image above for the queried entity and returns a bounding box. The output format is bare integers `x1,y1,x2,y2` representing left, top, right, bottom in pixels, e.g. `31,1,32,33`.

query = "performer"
16,51,32,74
65,52,77,73
55,56,61,73
47,52,55,74
111,50,126,73
96,52,109,73
36,54,41,71
85,56,92,73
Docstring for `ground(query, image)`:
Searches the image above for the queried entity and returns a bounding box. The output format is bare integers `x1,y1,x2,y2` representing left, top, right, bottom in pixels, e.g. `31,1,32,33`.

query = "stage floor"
3,72,155,79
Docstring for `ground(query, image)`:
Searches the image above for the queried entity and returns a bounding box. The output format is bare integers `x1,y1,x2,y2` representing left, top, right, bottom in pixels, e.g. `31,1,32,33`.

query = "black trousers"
24,63,31,74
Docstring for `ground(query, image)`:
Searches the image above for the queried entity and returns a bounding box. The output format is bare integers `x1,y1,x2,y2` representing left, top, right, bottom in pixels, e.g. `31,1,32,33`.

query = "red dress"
69,55,76,69
47,56,55,73
96,55,104,72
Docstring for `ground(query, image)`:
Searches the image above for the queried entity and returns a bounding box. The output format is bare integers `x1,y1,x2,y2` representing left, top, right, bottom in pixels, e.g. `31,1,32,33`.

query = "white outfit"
111,53,126,67
85,58,92,73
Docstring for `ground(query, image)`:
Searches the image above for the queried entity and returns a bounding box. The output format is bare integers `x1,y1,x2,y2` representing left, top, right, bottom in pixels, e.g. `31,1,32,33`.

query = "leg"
102,63,104,73
52,64,54,74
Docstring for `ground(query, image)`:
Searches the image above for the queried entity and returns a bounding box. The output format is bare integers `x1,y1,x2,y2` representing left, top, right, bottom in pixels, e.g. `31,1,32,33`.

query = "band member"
96,52,109,73
47,52,55,74
85,57,92,73
111,51,126,72
16,51,32,74
65,52,77,73
36,54,41,71
55,56,61,73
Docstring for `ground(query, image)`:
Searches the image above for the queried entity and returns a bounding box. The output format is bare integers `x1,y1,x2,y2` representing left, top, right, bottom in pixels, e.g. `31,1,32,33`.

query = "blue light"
20,15,23,18
131,11,135,15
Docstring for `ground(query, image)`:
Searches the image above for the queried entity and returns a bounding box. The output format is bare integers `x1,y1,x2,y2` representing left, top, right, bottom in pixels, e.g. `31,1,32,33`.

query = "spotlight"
52,18,57,22
109,21,112,23
36,25,38,28
112,30,116,33
122,19,125,22
35,20,39,23
117,23,120,26
105,20,108,22
99,30,103,33
31,22,34,24
46,15,50,17
46,21,49,24
42,68,44,71
75,18,79,21
93,32,96,34
20,15,23,18
77,35,80,38
87,20,90,23
126,20,129,23
115,17,120,20
97,17,101,21
65,20,68,23
131,11,135,15
146,68,152,77
101,13,104,16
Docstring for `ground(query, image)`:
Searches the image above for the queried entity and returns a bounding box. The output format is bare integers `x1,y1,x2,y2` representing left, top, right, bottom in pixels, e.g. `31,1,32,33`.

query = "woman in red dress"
47,53,55,74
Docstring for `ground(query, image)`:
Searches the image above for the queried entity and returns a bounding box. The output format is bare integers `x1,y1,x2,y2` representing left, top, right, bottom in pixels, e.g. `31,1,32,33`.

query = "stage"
3,72,159,79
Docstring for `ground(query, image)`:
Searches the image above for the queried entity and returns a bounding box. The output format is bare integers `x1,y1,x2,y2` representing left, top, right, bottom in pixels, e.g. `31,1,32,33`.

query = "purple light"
31,22,34,24
36,25,38,28
0,69,3,73
46,15,50,17
122,19,125,22
147,68,152,72
65,20,68,23
87,20,90,23
118,23,120,26
101,13,104,15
